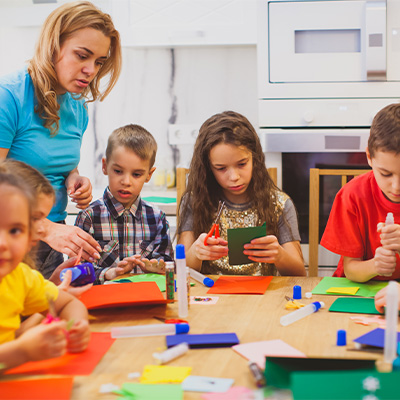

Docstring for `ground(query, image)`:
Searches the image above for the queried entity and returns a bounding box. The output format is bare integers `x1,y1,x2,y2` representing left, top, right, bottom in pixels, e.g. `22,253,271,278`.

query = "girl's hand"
18,321,67,361
378,222,400,253
243,235,281,263
66,171,93,210
57,269,93,298
374,246,397,276
375,283,400,313
141,259,166,274
67,320,90,353
193,233,228,261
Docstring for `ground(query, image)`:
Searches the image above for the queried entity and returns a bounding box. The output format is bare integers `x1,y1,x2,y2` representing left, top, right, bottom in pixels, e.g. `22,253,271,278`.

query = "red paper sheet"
6,332,114,376
207,276,273,294
0,378,73,400
80,281,166,309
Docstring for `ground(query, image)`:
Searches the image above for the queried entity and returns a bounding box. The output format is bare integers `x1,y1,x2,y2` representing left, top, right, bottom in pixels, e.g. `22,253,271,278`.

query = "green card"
291,370,399,400
114,383,182,399
227,223,266,265
312,277,388,298
113,273,166,292
264,357,375,389
329,297,380,315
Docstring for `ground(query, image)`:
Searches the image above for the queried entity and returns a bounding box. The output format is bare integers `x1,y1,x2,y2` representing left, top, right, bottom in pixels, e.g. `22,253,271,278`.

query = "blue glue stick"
60,262,96,287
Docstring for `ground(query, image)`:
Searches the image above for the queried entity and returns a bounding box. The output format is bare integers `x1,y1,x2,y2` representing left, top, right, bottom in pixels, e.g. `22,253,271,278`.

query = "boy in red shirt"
321,103,400,282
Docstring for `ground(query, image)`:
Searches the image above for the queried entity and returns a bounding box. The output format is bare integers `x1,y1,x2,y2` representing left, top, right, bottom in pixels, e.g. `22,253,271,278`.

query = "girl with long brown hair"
178,111,305,276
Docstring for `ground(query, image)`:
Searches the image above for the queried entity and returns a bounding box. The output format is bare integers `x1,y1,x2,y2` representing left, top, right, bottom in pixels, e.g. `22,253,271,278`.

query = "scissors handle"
204,224,219,246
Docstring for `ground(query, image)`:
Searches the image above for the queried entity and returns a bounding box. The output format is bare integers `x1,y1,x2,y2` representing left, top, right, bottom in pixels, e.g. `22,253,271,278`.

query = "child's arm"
53,290,90,353
243,236,306,276
375,282,400,313
179,231,228,272
0,321,67,372
343,247,397,282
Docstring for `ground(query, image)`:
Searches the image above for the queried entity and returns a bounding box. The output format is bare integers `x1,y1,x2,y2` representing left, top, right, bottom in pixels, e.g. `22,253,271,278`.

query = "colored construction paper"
190,296,219,305
142,196,176,204
0,378,73,400
264,356,375,389
201,386,254,400
326,286,360,295
232,340,306,369
80,281,166,309
182,376,234,392
291,370,399,400
166,333,239,348
207,276,272,295
329,297,380,314
353,328,400,348
140,365,191,384
114,383,182,399
113,273,166,292
227,223,266,265
6,332,114,375
312,277,387,297
350,315,386,328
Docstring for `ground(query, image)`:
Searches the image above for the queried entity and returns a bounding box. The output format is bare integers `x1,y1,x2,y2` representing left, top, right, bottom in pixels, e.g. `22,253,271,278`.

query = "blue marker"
188,268,214,287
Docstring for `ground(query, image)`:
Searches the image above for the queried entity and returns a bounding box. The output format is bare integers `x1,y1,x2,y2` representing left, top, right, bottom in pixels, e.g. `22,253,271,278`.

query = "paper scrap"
201,386,254,400
190,296,219,305
350,315,386,328
182,376,234,392
207,276,272,295
232,339,306,369
114,383,182,399
326,286,360,295
140,365,192,384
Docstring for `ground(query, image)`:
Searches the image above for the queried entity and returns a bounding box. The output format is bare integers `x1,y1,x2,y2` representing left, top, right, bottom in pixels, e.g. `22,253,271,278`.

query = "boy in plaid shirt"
75,124,173,284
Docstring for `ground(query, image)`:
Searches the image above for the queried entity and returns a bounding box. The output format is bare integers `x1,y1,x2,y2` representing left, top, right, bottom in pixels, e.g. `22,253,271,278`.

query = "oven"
257,0,400,268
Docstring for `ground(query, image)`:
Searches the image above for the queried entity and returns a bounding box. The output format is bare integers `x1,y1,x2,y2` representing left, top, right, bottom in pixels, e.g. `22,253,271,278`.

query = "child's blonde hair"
28,1,122,135
178,110,279,239
106,124,158,168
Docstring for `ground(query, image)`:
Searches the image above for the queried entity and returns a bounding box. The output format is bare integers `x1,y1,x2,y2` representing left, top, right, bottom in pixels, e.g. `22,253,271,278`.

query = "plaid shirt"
75,187,173,284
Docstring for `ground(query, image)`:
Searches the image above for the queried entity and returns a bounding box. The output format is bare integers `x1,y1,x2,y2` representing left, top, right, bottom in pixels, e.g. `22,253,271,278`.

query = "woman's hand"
193,233,228,261
41,220,101,263
243,235,281,263
66,170,93,210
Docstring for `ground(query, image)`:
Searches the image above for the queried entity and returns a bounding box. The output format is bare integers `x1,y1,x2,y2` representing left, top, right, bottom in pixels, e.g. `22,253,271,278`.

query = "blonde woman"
0,1,122,278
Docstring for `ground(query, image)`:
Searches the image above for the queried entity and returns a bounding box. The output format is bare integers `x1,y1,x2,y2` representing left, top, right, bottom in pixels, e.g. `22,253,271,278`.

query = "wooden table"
67,276,388,399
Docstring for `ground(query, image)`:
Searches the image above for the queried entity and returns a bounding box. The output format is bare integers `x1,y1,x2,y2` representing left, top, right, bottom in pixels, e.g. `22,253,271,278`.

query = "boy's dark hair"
106,124,157,168
369,103,400,157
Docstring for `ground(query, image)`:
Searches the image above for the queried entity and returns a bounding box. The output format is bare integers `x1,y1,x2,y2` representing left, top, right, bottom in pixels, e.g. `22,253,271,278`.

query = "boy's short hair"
106,124,157,168
369,103,400,157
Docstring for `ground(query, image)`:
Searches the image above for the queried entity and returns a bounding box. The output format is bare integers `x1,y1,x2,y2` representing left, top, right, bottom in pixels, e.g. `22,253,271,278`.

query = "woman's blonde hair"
28,1,122,135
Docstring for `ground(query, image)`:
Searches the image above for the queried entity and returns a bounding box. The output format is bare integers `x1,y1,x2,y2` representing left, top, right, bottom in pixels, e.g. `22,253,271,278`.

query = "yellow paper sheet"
326,286,360,295
140,365,192,384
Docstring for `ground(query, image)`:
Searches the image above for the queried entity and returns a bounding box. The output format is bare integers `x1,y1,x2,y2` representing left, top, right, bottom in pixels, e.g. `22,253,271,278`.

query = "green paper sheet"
227,223,266,265
142,196,176,204
113,273,166,292
264,357,375,389
114,383,182,400
312,277,387,298
291,370,399,400
329,297,380,315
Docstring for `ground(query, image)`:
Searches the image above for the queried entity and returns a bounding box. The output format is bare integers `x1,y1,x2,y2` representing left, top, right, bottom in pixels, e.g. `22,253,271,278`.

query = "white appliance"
257,0,400,268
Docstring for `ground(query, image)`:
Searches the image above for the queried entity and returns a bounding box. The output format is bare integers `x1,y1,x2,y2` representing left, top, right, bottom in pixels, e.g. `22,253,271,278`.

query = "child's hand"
104,257,140,280
193,233,228,261
374,246,397,276
18,321,67,361
378,222,400,253
141,259,166,274
58,269,93,298
67,320,90,353
243,235,281,263
375,282,400,313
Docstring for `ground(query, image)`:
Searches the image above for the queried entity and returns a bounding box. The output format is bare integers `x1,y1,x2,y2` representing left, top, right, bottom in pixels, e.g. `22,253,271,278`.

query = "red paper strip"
207,276,273,295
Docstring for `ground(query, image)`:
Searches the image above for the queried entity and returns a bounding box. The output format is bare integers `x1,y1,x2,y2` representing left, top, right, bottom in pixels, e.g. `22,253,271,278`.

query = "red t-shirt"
320,171,400,280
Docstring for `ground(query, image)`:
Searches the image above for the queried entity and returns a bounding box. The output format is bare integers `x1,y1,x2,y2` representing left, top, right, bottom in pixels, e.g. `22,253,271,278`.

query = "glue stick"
384,281,399,364
176,245,188,318
153,342,189,364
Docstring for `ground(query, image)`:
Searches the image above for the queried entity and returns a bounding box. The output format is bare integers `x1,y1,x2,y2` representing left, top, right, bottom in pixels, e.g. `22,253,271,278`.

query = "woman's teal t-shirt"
0,68,89,222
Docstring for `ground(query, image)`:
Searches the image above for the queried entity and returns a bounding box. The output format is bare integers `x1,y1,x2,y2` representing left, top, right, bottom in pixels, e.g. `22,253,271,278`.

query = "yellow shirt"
0,262,58,344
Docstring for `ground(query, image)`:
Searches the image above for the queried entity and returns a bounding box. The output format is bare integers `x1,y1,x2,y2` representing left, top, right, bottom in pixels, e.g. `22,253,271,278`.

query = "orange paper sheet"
0,378,73,400
207,276,273,294
6,332,114,376
80,281,166,309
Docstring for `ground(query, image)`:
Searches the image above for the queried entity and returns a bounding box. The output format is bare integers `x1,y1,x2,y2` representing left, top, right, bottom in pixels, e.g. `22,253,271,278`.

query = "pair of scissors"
204,200,225,246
